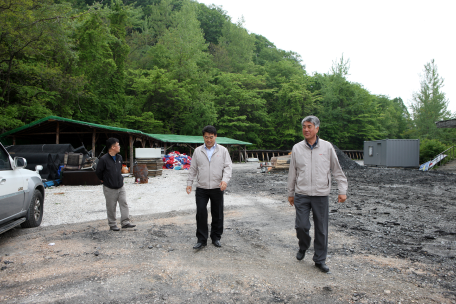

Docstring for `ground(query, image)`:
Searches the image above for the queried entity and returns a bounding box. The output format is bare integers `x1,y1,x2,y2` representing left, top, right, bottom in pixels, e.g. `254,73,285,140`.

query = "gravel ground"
0,163,455,304
42,164,278,227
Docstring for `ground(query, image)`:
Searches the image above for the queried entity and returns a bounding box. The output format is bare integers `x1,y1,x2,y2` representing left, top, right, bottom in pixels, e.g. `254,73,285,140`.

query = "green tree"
376,96,410,139
0,0,85,130
72,1,130,124
410,59,450,140
214,19,255,73
314,56,384,149
196,3,228,45
149,0,209,82
213,72,268,145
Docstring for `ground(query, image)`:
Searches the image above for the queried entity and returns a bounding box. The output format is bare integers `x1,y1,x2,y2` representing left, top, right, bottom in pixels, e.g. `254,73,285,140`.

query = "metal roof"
147,134,252,145
0,115,145,137
0,116,252,145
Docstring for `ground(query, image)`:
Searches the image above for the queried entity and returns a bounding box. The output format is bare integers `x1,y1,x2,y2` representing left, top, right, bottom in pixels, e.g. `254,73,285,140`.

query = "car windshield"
0,146,11,170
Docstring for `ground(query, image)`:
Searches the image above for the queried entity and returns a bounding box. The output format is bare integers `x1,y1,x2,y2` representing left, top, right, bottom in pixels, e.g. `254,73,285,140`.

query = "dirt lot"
0,164,455,304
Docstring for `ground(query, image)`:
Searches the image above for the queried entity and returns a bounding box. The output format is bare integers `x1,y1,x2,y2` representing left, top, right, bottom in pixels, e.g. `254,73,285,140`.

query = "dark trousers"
294,194,329,263
195,187,224,244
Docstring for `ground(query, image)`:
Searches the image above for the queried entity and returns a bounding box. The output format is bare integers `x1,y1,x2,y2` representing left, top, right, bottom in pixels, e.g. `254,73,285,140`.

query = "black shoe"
110,226,120,231
315,262,330,273
193,243,207,250
296,249,306,260
212,240,221,247
122,223,136,229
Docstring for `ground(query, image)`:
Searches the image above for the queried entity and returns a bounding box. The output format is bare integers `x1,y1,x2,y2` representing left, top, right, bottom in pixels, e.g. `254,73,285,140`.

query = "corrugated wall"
385,139,419,167
364,139,419,167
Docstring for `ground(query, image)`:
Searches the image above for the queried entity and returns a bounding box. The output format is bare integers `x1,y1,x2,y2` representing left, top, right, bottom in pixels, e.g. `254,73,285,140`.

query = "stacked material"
162,151,191,170
135,158,163,177
270,155,291,169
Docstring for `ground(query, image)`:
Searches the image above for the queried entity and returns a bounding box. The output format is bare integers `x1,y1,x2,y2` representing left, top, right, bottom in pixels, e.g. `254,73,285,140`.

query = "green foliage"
213,72,268,145
1,0,431,151
313,58,384,149
214,19,255,73
410,60,450,140
196,3,228,45
419,138,448,164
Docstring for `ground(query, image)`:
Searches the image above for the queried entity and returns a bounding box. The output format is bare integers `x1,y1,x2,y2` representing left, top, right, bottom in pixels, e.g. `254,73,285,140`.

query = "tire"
21,189,44,228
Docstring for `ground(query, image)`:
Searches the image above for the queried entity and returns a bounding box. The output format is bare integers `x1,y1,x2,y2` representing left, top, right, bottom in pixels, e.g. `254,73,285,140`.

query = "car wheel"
21,189,44,228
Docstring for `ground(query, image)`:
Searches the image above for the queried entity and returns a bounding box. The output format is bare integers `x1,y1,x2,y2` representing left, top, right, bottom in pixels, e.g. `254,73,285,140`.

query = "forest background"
1,0,455,157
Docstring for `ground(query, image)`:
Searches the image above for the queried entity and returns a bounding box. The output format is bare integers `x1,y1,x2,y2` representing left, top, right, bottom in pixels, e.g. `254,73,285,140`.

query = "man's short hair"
202,125,217,136
301,116,320,128
106,137,119,150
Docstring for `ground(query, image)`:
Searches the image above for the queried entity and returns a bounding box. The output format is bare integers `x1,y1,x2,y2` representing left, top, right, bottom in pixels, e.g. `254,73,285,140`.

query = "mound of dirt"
332,144,364,170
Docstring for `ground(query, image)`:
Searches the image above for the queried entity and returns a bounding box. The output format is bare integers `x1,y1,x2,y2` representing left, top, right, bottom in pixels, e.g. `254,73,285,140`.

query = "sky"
197,0,456,115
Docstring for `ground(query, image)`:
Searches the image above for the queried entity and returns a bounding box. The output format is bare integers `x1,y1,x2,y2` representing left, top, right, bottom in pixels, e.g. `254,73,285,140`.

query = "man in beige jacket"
287,116,348,273
187,125,232,249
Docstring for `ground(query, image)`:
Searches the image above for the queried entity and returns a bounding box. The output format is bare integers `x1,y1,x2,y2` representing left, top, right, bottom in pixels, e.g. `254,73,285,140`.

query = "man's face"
111,142,121,154
302,121,319,140
203,132,217,149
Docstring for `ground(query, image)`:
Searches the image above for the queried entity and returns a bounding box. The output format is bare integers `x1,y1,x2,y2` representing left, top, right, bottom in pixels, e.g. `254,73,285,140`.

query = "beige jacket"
187,144,232,189
287,138,347,197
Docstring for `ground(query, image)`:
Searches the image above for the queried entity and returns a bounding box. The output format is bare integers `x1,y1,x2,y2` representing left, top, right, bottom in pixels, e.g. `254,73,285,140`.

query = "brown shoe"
122,223,136,229
110,226,120,231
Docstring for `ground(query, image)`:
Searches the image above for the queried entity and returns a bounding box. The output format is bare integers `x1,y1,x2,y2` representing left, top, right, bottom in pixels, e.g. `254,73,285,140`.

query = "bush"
419,139,448,164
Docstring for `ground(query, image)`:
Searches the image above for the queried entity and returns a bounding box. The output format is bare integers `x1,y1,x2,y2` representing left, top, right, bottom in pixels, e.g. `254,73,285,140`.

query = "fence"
236,149,364,162
341,150,364,160
243,150,291,162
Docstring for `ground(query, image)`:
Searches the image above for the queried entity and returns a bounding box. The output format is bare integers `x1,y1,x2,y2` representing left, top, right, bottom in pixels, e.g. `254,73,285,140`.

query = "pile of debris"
162,151,191,170
332,144,364,170
6,144,97,181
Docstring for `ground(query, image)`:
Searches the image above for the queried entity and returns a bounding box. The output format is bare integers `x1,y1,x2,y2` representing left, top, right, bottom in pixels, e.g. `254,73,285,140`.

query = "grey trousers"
103,185,130,227
294,194,329,263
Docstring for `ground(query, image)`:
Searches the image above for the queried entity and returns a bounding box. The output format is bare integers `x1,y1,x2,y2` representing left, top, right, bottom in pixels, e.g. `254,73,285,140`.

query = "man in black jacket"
96,138,135,231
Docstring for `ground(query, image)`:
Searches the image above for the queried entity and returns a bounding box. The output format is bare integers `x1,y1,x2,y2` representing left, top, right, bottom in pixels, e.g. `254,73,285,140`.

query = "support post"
129,135,134,174
56,122,60,144
244,146,247,163
92,129,96,157
13,136,16,145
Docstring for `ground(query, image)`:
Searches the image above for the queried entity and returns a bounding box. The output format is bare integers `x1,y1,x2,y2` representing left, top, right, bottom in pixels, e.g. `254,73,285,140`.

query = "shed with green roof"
0,116,253,168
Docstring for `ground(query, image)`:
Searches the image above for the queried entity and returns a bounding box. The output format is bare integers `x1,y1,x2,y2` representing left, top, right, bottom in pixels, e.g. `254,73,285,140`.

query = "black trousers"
195,187,224,244
294,194,329,263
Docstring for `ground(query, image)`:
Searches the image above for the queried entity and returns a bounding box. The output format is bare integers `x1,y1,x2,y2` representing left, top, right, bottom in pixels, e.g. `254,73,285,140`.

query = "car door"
0,146,26,222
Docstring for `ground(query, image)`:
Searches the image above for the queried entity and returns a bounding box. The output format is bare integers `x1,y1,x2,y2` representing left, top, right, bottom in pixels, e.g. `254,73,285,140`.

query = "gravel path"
43,163,276,227
1,163,455,303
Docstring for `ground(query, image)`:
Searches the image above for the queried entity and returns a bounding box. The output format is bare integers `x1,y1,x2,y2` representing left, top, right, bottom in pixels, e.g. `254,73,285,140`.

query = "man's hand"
100,180,103,183
186,186,192,194
338,194,347,203
219,181,227,191
288,196,294,206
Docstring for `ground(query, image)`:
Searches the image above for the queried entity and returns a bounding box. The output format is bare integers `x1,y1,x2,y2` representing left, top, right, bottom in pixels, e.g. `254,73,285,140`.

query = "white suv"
0,142,45,234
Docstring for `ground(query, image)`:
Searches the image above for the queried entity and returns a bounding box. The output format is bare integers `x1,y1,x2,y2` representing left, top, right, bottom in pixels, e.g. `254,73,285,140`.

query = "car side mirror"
14,157,27,169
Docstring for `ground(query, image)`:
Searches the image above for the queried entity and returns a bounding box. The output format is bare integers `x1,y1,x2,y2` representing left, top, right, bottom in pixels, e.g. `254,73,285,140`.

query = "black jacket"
96,153,124,189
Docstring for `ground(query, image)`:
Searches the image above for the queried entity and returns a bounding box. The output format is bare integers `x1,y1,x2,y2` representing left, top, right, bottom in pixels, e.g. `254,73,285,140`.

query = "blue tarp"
419,154,447,171
43,179,61,188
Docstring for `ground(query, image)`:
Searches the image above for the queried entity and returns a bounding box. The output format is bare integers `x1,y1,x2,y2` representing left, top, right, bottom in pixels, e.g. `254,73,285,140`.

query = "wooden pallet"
270,155,291,170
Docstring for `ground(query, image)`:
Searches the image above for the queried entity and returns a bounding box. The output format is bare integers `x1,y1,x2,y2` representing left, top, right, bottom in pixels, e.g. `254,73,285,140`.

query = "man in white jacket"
287,116,348,273
187,125,232,249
